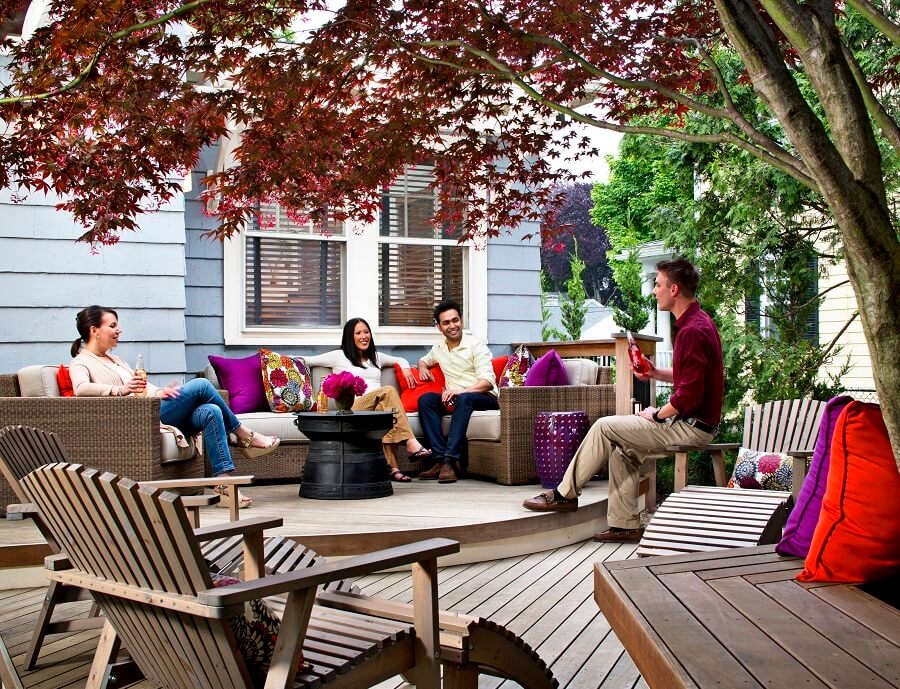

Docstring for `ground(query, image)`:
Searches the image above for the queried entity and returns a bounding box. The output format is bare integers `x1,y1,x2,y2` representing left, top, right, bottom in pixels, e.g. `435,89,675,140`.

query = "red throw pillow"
491,356,508,383
799,402,900,583
393,363,445,413
57,365,75,397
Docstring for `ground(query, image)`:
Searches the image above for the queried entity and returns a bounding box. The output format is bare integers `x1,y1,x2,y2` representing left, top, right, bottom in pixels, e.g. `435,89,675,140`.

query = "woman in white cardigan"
305,318,431,481
69,305,279,508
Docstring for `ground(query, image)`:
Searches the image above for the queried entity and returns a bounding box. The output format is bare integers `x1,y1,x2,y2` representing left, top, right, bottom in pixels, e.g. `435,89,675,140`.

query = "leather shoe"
438,464,457,483
522,491,578,512
593,527,644,543
418,463,443,480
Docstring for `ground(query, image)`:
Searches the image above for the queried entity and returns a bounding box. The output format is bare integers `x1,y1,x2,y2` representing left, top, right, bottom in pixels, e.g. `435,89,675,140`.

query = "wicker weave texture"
0,395,205,513
469,383,616,485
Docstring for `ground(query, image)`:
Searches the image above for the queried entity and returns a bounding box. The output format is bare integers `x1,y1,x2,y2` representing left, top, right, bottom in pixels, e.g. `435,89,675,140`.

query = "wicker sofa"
0,367,206,515
203,358,615,486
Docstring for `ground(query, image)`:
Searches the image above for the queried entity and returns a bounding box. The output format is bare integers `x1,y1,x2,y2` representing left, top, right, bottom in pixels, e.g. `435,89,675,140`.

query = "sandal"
237,430,280,459
390,469,412,482
213,485,253,509
408,447,432,460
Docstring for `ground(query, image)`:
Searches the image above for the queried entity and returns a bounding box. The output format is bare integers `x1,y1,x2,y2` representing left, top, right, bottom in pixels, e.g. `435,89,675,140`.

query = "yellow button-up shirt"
420,334,498,397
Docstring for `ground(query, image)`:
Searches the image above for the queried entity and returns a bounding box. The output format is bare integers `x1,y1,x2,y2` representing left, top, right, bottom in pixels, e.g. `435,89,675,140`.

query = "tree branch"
840,43,900,155
0,0,215,105
846,0,900,48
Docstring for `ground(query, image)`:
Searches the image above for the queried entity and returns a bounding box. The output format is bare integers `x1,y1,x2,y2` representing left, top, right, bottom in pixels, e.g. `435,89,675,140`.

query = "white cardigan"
303,350,410,393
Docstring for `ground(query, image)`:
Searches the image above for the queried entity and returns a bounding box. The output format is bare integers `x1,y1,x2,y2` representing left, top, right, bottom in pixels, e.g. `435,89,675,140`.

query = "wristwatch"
652,410,665,424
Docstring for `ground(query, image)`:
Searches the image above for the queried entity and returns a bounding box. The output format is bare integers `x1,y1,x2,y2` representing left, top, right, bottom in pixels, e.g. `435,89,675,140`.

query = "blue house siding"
0,188,189,382
485,227,542,351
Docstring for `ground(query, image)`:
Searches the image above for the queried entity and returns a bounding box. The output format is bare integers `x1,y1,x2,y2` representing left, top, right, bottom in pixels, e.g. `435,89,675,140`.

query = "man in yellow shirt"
416,300,499,483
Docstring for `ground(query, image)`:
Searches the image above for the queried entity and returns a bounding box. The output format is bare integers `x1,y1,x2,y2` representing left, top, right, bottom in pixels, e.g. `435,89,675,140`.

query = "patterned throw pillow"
727,447,793,491
212,574,306,683
499,345,533,387
259,348,313,413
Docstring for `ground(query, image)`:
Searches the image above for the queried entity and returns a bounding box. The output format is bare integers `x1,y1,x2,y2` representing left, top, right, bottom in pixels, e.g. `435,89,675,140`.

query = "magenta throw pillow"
525,350,568,386
208,354,267,414
776,395,852,558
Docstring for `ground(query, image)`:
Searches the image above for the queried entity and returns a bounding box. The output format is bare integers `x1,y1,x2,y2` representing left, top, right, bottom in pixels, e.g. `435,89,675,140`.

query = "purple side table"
533,411,590,489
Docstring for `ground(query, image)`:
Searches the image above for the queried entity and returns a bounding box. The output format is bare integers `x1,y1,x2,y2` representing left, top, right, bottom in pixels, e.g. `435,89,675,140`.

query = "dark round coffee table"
294,411,394,499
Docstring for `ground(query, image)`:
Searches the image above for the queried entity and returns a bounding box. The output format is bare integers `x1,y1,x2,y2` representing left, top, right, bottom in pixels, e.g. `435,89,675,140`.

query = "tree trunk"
717,0,900,467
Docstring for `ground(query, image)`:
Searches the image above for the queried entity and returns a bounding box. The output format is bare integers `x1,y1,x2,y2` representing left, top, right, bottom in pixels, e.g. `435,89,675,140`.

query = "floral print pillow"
728,447,793,491
499,344,534,387
259,348,313,413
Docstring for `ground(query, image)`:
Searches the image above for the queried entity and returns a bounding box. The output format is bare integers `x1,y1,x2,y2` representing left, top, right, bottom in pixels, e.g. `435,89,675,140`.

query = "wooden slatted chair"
638,399,825,558
19,462,452,689
18,462,558,689
0,425,251,673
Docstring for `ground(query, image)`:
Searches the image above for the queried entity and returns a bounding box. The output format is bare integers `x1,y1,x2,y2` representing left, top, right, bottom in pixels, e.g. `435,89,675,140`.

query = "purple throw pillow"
776,395,853,558
525,350,569,387
207,354,267,414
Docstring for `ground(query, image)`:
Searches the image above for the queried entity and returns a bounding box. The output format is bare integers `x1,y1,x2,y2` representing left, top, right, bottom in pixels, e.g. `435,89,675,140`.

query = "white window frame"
223,211,488,347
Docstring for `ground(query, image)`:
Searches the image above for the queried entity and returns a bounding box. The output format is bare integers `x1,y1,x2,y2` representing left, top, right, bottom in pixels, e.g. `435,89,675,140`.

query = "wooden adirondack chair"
0,425,251,673
638,399,825,558
663,397,825,493
18,462,558,689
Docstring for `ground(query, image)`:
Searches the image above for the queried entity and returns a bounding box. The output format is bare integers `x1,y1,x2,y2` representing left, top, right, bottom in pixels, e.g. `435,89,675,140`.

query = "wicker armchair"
0,374,205,514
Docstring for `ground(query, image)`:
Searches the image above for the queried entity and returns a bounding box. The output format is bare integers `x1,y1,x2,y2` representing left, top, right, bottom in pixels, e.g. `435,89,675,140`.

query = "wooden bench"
594,545,900,689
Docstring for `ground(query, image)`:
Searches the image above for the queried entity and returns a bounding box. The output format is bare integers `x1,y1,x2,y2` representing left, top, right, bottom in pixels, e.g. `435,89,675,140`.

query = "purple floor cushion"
776,395,852,558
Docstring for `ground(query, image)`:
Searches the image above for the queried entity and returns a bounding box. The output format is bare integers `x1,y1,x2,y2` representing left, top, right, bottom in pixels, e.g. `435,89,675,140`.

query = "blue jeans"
159,378,241,476
417,392,499,466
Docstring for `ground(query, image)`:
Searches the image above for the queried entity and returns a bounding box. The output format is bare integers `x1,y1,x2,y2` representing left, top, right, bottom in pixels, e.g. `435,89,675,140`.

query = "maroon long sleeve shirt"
668,301,724,427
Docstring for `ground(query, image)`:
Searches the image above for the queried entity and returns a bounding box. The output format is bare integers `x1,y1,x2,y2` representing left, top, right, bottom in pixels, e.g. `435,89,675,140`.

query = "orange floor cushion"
799,401,900,583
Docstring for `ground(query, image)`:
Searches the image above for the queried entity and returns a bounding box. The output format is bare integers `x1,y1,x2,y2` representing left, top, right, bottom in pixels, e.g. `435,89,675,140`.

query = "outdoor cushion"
56,365,75,397
229,411,309,443
442,410,501,441
17,365,62,397
491,355,508,383
777,395,853,558
499,345,532,387
727,447,793,491
525,350,568,386
259,348,314,413
208,354,268,414
159,429,198,463
561,358,599,386
394,363,445,412
799,401,900,583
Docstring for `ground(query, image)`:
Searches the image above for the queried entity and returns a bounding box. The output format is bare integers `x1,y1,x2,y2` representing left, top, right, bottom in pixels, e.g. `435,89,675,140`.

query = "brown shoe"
418,463,443,480
523,490,578,512
593,527,644,543
438,464,457,483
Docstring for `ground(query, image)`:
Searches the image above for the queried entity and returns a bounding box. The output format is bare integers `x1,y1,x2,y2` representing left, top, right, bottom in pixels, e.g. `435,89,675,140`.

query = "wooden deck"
1,540,647,689
1,478,617,573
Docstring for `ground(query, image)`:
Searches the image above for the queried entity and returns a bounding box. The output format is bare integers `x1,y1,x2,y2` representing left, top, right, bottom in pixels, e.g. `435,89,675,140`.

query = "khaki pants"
352,386,414,469
557,416,714,529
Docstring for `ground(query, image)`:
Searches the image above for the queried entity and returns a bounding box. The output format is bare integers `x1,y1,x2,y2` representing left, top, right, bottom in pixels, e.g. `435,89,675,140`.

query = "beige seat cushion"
160,430,198,463
234,411,310,442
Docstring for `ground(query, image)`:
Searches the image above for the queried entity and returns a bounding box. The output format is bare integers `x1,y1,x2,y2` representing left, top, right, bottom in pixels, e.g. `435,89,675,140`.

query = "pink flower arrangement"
321,371,366,399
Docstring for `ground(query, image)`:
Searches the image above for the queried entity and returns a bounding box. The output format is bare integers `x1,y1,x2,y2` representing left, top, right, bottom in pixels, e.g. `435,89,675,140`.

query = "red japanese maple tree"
0,0,898,463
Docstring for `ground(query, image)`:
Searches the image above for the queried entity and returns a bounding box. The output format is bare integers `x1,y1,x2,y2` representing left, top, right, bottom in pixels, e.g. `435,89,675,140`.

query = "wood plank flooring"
0,540,643,689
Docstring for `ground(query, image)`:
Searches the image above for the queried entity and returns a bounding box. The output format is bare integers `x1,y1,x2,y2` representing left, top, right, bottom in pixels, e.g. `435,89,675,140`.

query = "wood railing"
513,333,663,416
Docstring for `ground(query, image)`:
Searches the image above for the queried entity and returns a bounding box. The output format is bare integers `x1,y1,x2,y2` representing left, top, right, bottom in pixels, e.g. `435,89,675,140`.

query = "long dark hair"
71,305,118,357
341,318,377,368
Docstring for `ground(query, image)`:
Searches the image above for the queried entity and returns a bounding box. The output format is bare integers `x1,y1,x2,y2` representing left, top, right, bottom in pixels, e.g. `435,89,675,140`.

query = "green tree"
540,270,565,342
559,242,589,340
610,249,652,333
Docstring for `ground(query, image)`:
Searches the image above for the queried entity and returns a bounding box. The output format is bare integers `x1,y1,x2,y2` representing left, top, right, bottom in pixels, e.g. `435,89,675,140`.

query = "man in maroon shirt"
524,257,724,542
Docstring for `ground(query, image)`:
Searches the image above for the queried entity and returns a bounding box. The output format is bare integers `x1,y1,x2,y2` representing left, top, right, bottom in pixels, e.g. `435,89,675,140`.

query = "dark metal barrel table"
294,410,394,499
